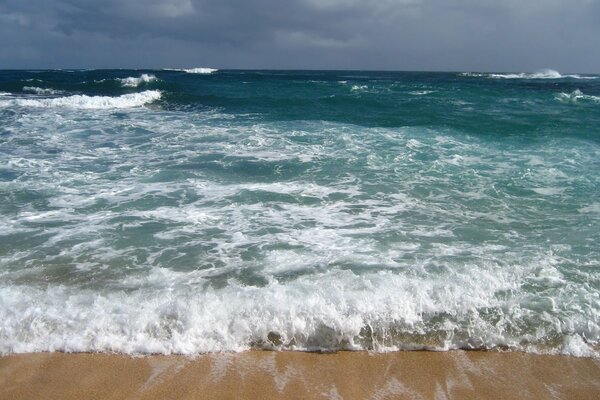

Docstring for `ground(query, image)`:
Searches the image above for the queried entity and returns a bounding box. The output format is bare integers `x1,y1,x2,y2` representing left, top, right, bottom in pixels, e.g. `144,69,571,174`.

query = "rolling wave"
118,74,158,87
556,89,600,103
22,86,63,95
461,69,597,80
0,90,162,109
164,67,219,74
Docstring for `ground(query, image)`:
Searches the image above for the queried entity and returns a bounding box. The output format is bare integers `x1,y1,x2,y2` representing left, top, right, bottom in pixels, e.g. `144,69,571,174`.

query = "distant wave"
22,86,63,95
0,92,10,96
0,90,162,109
460,69,597,80
164,67,218,74
490,69,564,79
408,90,436,96
458,72,486,78
350,84,368,91
556,89,600,103
118,74,158,87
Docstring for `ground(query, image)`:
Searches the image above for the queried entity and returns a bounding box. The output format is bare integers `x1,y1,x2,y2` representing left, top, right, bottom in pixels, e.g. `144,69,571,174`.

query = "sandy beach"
1,350,599,399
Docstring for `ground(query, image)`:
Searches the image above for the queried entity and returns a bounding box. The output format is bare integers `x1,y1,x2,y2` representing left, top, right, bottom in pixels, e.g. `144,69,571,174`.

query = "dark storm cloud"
1,0,599,72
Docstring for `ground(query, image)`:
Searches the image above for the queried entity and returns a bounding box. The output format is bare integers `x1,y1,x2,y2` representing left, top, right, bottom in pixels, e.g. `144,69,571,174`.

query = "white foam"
459,72,486,77
0,90,162,109
489,69,563,79
0,91,11,96
461,70,597,80
0,255,597,356
408,90,435,96
531,187,565,196
1,115,598,358
118,74,158,87
557,335,597,358
165,67,218,74
22,86,63,95
350,85,368,91
579,203,600,214
556,89,600,103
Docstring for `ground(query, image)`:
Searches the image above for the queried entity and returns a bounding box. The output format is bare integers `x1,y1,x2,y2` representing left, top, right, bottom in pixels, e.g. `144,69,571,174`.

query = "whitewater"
0,69,599,357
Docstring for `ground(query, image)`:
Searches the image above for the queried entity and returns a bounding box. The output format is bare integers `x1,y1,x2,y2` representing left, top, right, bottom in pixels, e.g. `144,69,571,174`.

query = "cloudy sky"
1,0,599,72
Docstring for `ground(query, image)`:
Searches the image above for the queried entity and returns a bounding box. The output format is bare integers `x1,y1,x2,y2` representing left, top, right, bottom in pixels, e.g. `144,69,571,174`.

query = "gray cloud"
0,0,598,72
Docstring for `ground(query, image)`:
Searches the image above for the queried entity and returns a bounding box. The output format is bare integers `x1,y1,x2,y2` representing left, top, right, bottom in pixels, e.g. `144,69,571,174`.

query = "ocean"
0,68,598,357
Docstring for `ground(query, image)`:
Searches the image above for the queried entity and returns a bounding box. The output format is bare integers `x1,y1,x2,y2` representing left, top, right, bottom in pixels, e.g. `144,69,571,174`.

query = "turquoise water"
0,69,599,355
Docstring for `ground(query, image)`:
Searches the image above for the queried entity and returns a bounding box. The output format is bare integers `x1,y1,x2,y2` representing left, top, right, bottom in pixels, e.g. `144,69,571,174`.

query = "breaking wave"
165,67,219,74
22,86,63,95
118,74,158,87
460,70,597,80
1,262,597,356
1,69,599,359
351,84,368,91
556,89,600,103
408,90,436,96
0,90,162,109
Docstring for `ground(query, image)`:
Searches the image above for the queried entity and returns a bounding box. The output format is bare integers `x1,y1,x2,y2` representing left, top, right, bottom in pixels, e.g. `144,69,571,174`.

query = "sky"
1,0,599,72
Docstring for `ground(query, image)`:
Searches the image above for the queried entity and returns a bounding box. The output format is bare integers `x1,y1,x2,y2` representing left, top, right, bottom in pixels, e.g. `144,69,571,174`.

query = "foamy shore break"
1,351,599,399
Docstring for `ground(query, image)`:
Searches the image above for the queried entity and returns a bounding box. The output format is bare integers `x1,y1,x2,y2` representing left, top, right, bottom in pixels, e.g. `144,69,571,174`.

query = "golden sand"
1,350,599,399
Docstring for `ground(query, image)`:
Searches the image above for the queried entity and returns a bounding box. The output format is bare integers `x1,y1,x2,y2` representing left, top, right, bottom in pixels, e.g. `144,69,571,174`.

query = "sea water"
0,69,598,356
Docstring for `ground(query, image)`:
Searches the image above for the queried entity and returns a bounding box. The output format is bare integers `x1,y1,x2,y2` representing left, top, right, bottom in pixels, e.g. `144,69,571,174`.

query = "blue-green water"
0,69,599,356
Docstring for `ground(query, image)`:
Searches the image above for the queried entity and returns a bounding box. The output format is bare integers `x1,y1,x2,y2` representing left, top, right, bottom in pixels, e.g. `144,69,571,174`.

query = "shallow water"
0,69,599,355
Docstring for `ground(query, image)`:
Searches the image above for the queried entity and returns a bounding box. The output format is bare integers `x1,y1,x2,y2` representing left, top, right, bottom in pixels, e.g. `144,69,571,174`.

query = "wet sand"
1,350,599,399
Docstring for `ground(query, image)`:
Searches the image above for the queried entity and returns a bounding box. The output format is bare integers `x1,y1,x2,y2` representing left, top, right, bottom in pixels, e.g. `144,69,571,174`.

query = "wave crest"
118,74,158,87
22,86,63,95
461,69,597,80
164,67,218,74
556,89,600,103
0,264,597,356
0,90,162,109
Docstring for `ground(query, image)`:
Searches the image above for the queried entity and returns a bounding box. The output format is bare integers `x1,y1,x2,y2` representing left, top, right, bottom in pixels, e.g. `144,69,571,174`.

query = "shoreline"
1,350,599,399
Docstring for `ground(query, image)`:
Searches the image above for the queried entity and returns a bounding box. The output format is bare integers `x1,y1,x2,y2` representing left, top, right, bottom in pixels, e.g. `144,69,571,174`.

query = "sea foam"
0,69,599,359
0,90,162,109
0,259,597,356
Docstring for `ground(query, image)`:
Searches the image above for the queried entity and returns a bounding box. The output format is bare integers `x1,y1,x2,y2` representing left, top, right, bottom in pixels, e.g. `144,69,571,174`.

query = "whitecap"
460,69,597,80
118,74,158,87
490,69,563,79
458,72,487,77
22,86,63,95
556,89,600,103
0,90,162,109
164,67,218,74
408,90,435,95
487,69,597,80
